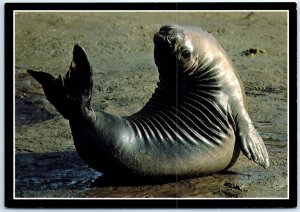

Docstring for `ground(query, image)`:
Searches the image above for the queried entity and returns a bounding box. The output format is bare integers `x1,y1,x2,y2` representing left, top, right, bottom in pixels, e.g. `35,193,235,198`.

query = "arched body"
28,25,269,179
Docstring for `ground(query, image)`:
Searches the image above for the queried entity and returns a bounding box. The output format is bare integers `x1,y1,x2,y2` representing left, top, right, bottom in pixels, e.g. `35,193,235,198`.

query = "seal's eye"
181,50,191,60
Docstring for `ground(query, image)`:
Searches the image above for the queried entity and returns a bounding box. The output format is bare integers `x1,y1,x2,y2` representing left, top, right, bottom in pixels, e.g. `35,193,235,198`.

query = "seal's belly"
119,131,236,176
113,95,236,176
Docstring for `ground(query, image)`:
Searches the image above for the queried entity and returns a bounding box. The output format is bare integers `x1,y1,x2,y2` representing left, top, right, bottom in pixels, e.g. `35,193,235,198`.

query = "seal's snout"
153,25,188,74
159,25,178,36
154,25,184,48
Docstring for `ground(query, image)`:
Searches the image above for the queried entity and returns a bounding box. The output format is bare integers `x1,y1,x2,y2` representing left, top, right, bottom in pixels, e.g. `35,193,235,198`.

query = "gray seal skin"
27,24,269,180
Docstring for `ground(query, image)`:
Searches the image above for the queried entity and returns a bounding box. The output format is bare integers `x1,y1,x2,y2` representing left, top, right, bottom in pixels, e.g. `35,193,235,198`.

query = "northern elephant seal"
27,24,269,180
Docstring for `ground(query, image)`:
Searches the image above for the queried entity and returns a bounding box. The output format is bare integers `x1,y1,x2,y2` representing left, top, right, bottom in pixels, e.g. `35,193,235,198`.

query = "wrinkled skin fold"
28,25,269,180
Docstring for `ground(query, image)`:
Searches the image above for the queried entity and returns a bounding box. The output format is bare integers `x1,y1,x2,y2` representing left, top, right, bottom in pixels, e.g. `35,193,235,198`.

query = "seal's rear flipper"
27,69,55,86
27,44,94,121
27,69,71,119
64,44,93,104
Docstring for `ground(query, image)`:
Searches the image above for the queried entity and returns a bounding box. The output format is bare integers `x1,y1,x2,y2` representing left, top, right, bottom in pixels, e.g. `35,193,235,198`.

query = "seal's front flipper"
238,124,269,169
27,44,94,121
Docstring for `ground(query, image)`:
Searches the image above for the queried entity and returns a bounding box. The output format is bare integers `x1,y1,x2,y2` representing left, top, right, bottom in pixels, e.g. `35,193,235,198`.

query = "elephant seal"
27,24,269,180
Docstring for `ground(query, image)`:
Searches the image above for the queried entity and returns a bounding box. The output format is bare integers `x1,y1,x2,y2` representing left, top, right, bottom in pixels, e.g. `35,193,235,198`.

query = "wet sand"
14,12,288,198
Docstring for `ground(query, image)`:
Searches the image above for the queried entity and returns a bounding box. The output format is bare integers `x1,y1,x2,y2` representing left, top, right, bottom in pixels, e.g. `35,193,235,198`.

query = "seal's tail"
27,44,93,121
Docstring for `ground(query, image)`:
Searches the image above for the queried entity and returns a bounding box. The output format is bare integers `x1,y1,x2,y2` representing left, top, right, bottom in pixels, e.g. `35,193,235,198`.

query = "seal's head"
154,25,210,81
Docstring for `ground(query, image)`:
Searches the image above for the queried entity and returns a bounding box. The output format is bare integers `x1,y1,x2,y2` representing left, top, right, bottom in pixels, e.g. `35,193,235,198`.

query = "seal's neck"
158,57,222,91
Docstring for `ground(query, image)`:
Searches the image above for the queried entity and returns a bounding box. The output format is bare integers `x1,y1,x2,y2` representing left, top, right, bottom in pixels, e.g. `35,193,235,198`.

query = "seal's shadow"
90,170,247,188
91,174,180,187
